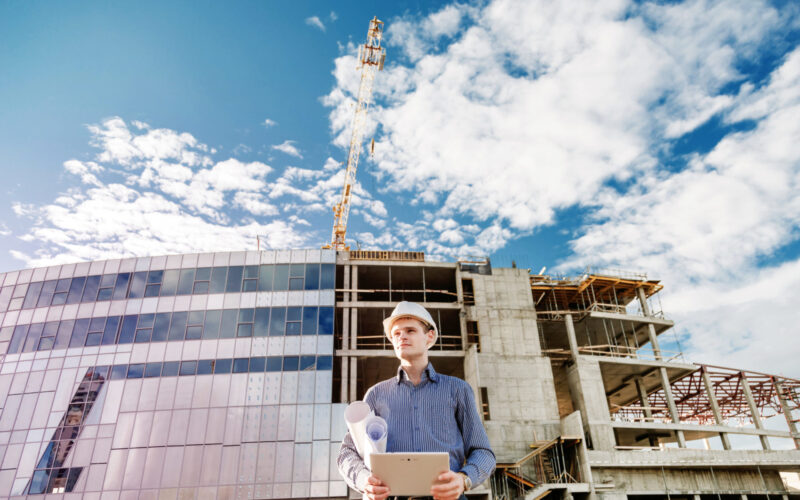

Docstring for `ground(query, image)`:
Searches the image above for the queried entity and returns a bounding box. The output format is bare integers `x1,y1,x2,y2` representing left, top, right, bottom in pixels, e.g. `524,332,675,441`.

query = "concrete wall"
593,467,787,495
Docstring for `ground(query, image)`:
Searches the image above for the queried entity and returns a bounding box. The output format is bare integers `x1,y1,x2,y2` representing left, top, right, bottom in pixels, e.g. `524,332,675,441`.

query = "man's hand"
431,470,464,500
362,474,390,500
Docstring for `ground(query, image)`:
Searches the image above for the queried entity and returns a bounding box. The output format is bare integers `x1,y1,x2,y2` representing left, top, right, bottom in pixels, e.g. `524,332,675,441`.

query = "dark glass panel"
249,357,266,372
100,274,116,287
300,355,316,371
285,322,301,335
233,358,249,373
318,307,334,335
186,325,203,340
304,264,320,290
203,310,222,339
289,277,304,291
188,311,204,325
84,333,102,346
36,441,57,468
66,467,82,491
144,284,161,297
160,270,179,296
43,321,59,337
38,337,55,351
113,273,130,300
320,264,335,289
54,320,74,349
94,365,110,379
258,265,274,292
81,276,100,302
210,267,227,293
127,364,145,378
316,355,333,370
134,328,152,343
283,356,299,371
51,291,67,305
254,308,269,337
38,280,58,307
239,308,254,322
110,365,127,380
287,307,302,321
236,324,253,337
28,469,50,494
195,267,211,280
179,361,197,376
226,266,243,293
66,276,86,304
23,323,43,352
118,316,138,344
220,309,238,338
151,313,171,342
192,281,209,294
273,264,289,291
88,317,106,332
269,307,285,336
69,319,90,348
177,268,195,295
137,314,155,328
147,270,163,284
161,361,180,377
289,264,305,277
8,324,29,354
242,279,257,292
54,278,70,292
144,363,162,378
266,356,282,372
244,265,259,279
96,287,113,301
214,358,232,374
302,307,318,335
196,359,214,375
101,316,121,345
22,281,43,309
168,311,188,341
129,272,147,298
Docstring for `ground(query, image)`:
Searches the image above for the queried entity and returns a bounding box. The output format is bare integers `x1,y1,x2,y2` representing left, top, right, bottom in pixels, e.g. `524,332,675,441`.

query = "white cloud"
263,118,277,127
271,140,303,158
305,16,325,32
63,160,104,187
329,11,338,22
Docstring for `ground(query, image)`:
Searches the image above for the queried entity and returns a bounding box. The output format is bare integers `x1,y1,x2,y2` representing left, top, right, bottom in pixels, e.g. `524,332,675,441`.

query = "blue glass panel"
316,355,333,370
226,266,243,293
85,332,102,346
134,328,152,343
286,322,301,335
113,273,130,300
244,265,259,279
287,307,302,321
88,317,105,332
96,286,113,301
100,274,116,287
237,324,253,337
220,309,237,338
289,277,304,291
137,314,155,328
147,270,163,284
43,321,59,337
302,307,318,335
151,313,171,342
186,325,203,340
51,291,67,305
203,310,222,339
300,355,315,371
101,317,121,345
37,336,55,351
129,272,147,298
320,264,335,289
66,276,85,304
37,280,57,307
258,265,274,291
318,307,334,335
239,308,254,322
177,269,195,295
145,283,161,297
81,276,100,302
269,308,286,336
118,316,137,344
195,267,211,280
179,361,197,376
273,265,289,291
188,310,204,325
197,359,214,375
266,356,282,372
36,441,57,468
192,281,209,294
127,364,144,378
283,356,299,371
54,320,74,349
214,358,232,374
168,311,188,341
23,281,43,309
304,264,320,290
23,323,43,352
160,270,179,296
28,469,50,494
110,365,127,380
69,319,90,348
8,324,28,354
233,358,249,373
210,267,227,293
254,308,269,337
161,361,180,377
289,264,304,277
249,357,266,372
144,363,162,378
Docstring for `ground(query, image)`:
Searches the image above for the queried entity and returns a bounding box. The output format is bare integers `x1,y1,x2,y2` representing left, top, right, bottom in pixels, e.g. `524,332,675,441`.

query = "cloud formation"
305,16,325,32
271,140,303,158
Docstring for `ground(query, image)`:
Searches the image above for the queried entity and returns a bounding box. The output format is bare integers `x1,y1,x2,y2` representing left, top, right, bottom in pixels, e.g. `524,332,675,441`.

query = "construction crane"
323,16,386,251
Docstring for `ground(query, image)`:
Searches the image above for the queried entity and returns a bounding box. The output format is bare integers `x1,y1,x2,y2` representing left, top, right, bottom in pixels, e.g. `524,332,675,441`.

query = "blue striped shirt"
338,363,496,492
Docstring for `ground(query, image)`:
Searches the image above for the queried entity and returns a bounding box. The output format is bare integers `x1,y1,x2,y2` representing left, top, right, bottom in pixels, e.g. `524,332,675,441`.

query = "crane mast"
323,16,385,250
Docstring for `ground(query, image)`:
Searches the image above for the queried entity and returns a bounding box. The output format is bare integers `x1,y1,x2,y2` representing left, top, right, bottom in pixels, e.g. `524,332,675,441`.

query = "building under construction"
0,249,798,500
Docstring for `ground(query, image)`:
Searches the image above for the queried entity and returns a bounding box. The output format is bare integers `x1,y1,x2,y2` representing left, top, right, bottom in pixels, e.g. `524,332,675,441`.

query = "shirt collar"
396,362,439,384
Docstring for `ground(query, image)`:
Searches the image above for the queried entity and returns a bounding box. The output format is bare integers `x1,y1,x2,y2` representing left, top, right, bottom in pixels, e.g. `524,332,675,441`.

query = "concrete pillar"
566,358,616,450
659,367,686,447
635,377,658,446
701,367,732,450
773,379,800,450
350,357,358,402
565,313,580,360
350,266,358,350
740,372,771,450
693,495,702,500
636,287,652,316
340,357,349,403
636,288,662,359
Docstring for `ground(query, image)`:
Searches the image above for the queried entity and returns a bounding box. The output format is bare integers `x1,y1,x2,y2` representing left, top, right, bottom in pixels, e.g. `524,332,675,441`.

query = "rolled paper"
344,401,372,458
363,414,388,469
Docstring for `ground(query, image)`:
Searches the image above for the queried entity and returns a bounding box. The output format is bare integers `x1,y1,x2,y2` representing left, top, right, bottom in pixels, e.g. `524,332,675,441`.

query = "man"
338,301,495,500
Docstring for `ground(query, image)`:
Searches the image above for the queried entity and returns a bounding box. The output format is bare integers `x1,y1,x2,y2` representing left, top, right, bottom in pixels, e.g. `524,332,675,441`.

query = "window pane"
138,314,155,328
203,310,222,339
258,265,274,292
177,269,195,295
289,264,305,277
23,323,43,352
289,278,304,291
193,281,209,294
147,270,163,284
254,308,269,337
43,321,59,337
8,324,29,353
101,316,121,345
220,309,237,338
69,319,90,348
38,336,55,351
100,274,116,287
152,313,171,342
129,272,147,298
283,356,299,371
214,358,232,374
162,361,180,377
118,316,138,344
55,320,74,349
269,308,285,336
266,357,282,372
304,264,320,290
195,267,211,280
316,355,333,370
85,332,102,346
113,273,130,300
66,277,86,304
128,364,145,378
302,307,318,335
300,356,316,371
37,280,57,308
97,287,113,301
226,266,243,293
210,267,227,293
188,311,204,325
89,317,106,332
134,328,152,343
160,270,179,296
168,311,188,341
180,361,197,376
318,307,334,335
110,365,127,379
249,357,266,372
244,265,259,278
23,281,43,309
145,284,161,297
186,325,203,339
286,322,300,335
82,276,100,302
320,264,335,289
242,279,257,292
197,359,214,375
273,265,289,291
237,324,253,337
144,363,162,378
233,358,249,373
51,291,67,306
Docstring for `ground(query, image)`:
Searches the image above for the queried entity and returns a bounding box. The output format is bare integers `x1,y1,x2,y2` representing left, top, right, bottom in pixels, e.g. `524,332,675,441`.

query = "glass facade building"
0,250,348,499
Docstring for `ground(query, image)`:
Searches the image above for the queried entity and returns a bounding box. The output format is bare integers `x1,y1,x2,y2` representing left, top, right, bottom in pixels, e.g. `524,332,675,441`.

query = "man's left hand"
431,470,464,500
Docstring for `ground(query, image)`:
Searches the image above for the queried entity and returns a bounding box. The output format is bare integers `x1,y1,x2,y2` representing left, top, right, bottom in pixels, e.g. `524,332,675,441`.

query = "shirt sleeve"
456,381,496,487
336,389,375,493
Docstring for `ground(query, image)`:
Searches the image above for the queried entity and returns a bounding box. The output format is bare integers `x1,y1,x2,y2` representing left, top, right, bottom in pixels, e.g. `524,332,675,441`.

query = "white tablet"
369,452,450,496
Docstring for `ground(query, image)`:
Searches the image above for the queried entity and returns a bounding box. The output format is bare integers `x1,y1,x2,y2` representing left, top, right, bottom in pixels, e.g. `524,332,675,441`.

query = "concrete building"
0,249,798,500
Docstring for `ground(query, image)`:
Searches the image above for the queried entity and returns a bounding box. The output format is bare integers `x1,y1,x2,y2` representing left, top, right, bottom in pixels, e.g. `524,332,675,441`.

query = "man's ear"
425,328,435,348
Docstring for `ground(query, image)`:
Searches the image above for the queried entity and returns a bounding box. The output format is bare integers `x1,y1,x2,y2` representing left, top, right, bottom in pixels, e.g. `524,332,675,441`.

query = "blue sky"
1,0,799,375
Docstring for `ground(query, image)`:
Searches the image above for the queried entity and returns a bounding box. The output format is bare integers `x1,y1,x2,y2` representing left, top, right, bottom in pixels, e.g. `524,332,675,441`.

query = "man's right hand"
362,474,390,500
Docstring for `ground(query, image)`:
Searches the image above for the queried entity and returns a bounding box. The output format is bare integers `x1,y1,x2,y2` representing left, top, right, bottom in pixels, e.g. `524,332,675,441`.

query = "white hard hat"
383,301,438,345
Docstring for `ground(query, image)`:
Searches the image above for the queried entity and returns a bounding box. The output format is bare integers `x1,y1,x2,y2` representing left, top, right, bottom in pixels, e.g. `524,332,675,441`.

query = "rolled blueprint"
344,402,388,469
362,414,388,468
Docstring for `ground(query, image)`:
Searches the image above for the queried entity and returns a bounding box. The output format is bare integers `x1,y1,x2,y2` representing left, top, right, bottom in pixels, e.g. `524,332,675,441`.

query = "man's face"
389,317,434,362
